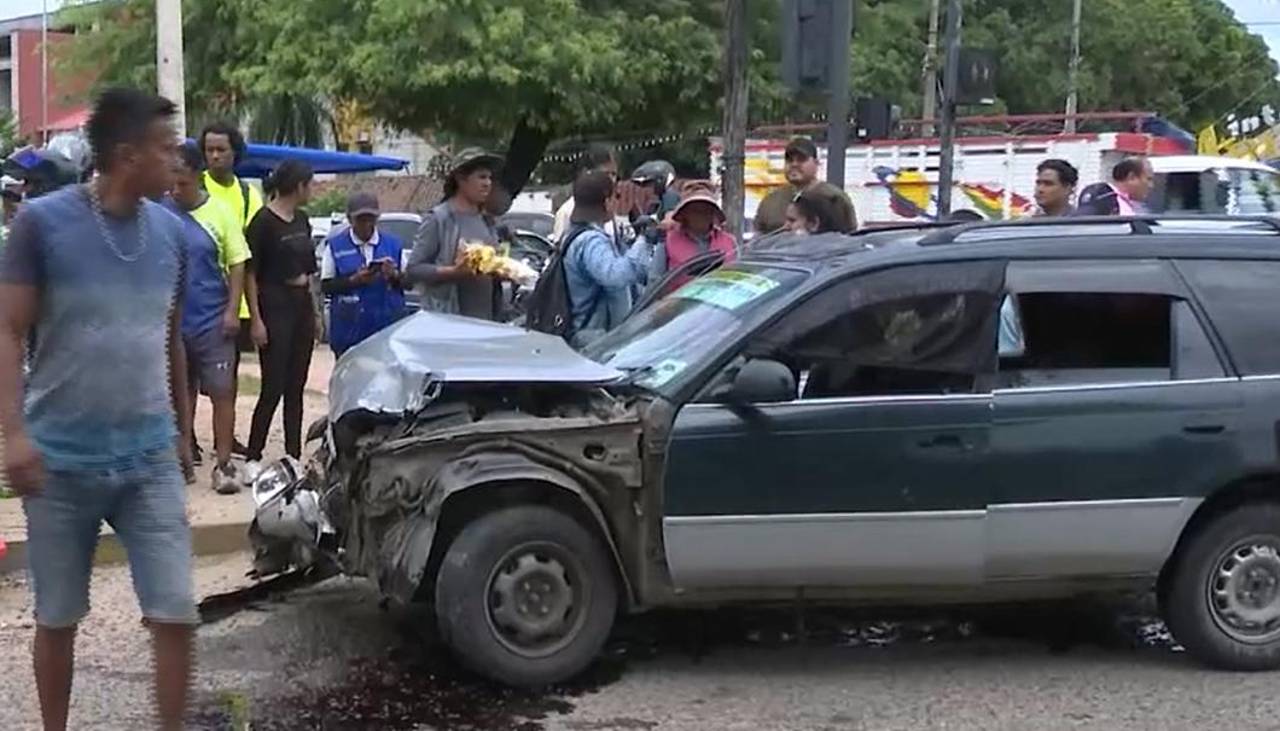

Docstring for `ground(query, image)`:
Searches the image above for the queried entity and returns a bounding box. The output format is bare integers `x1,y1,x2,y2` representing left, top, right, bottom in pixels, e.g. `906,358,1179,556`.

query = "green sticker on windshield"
675,270,780,310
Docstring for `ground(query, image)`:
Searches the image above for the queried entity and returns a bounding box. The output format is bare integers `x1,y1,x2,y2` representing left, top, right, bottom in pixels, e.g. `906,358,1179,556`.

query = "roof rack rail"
917,214,1280,246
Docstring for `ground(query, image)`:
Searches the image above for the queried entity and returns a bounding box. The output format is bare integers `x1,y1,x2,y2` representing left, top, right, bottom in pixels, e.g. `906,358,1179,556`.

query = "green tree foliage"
0,115,23,158
61,0,1280,192
62,0,332,146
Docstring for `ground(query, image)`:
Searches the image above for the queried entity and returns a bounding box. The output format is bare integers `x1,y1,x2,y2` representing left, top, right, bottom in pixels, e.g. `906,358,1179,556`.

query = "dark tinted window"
998,293,1173,387
1178,259,1280,375
743,262,1004,399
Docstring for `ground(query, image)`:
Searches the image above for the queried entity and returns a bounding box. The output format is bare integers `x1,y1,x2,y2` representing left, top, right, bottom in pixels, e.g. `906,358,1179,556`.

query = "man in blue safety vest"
320,191,408,357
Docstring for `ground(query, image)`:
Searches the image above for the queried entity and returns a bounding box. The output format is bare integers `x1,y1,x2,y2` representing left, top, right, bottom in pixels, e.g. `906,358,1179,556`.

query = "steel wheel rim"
1206,535,1280,645
485,541,590,659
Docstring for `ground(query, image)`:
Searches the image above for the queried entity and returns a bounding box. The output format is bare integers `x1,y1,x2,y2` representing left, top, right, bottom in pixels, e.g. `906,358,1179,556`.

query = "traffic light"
955,48,998,105
782,0,848,93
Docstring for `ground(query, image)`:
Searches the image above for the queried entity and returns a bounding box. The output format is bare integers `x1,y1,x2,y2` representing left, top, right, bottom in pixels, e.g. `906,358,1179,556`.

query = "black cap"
784,137,818,161
346,191,380,218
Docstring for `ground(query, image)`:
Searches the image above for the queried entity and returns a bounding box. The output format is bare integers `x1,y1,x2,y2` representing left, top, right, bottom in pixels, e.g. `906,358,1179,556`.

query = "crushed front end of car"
247,312,644,604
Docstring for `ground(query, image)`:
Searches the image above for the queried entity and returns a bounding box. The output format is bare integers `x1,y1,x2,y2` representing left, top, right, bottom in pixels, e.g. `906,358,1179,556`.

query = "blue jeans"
22,449,197,628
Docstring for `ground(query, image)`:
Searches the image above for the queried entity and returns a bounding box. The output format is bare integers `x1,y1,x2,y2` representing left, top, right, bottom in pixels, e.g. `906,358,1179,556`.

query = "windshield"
584,265,808,393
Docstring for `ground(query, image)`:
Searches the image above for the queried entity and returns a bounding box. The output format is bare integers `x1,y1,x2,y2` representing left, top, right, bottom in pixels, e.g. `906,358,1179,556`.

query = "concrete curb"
0,520,251,576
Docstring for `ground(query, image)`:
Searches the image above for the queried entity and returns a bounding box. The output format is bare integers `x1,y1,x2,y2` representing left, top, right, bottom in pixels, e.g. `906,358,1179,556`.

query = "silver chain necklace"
87,181,149,263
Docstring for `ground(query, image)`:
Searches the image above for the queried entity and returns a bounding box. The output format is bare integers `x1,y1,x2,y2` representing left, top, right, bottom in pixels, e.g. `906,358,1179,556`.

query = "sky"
3,0,1279,68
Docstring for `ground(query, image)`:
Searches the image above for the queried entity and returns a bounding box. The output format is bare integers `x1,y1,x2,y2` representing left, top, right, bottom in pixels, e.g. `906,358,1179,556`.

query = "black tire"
434,504,618,687
1164,502,1280,670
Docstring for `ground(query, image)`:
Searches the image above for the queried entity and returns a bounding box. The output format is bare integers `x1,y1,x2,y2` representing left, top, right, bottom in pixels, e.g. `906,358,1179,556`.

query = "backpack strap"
238,179,251,223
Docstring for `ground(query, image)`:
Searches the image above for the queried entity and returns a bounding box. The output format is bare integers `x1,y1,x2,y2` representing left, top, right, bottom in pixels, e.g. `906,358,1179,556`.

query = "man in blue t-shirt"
0,88,196,731
166,143,251,494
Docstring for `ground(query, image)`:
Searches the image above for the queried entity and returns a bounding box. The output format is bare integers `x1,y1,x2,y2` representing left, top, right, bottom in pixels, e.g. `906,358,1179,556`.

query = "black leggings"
248,284,315,460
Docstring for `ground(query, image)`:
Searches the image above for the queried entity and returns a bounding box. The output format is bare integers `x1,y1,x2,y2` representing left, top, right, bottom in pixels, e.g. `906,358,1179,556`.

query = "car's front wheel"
434,504,618,687
1165,502,1280,670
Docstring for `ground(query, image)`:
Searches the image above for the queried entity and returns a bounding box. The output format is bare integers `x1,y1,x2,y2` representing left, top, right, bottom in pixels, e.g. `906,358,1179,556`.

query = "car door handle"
1183,424,1226,435
917,434,967,449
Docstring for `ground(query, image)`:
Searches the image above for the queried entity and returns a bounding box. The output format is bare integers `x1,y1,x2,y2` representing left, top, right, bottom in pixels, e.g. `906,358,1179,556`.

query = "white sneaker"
242,460,264,487
213,462,242,495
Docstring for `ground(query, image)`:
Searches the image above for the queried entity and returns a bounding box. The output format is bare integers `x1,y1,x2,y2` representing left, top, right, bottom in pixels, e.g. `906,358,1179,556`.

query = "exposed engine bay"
249,381,645,604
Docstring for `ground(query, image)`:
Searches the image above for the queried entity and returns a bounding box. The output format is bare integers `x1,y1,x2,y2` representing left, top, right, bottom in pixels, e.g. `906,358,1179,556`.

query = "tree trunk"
496,115,552,211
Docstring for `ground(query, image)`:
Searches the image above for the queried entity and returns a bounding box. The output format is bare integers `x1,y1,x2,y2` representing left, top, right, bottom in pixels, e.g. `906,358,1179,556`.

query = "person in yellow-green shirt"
200,121,266,459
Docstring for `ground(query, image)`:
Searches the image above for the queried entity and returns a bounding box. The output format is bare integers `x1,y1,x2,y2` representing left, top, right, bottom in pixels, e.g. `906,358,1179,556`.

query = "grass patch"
237,374,262,398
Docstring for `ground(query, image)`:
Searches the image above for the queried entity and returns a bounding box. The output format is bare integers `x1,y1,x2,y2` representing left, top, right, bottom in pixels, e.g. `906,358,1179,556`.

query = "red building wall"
14,29,90,140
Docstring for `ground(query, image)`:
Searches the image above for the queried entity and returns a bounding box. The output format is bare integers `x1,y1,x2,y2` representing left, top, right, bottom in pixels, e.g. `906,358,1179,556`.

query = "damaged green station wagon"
251,215,1280,686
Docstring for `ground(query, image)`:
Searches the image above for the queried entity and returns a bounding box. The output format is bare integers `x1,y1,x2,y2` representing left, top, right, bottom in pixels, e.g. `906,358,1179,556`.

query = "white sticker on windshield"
637,359,687,388
675,270,780,310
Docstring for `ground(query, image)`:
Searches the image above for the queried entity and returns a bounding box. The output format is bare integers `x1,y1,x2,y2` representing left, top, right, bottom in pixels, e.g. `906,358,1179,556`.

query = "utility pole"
155,0,187,137
722,0,749,243
922,0,941,137
935,0,962,216
826,0,853,188
40,0,48,144
1064,0,1083,134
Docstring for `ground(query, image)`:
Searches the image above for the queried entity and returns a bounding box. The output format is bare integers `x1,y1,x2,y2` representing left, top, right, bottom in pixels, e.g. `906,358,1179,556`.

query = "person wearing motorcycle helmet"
629,159,679,242
1,176,20,227
2,145,82,201
2,144,85,250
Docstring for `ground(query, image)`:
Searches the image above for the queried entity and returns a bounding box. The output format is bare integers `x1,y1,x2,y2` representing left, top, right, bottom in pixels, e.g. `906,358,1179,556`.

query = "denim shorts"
22,449,197,628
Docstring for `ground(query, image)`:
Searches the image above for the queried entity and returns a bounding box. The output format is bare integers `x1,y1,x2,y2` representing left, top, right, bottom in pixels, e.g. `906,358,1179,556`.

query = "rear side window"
998,293,1174,387
1178,260,1280,375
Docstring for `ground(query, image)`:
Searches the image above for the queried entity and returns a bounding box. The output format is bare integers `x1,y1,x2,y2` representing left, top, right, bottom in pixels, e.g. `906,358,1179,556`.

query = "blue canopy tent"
185,139,409,179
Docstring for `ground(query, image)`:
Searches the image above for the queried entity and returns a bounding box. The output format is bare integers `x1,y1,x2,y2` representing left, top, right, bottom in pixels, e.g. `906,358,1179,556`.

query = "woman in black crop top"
245,160,315,464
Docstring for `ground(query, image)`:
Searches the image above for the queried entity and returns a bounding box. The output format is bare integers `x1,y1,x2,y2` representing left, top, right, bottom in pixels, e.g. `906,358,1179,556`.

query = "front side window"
702,261,1004,401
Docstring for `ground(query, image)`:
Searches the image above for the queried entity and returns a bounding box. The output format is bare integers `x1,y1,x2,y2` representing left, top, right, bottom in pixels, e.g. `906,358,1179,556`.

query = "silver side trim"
986,497,1202,579
663,511,985,589
682,393,990,410
1242,375,1280,383
683,377,1238,409
666,510,985,524
988,497,1185,511
994,377,1237,396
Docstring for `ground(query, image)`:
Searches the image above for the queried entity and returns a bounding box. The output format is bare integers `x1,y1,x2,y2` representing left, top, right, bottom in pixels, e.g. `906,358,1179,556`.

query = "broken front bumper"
248,455,338,579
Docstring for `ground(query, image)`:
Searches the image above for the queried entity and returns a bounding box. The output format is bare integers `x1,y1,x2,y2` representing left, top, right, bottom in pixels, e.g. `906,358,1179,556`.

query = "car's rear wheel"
434,504,618,687
1165,502,1280,670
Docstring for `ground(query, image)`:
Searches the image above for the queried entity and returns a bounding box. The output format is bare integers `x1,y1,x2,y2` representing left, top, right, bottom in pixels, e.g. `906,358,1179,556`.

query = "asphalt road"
3,554,1280,730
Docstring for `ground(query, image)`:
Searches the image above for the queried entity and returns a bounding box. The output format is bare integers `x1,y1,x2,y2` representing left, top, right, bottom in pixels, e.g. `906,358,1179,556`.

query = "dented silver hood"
328,312,624,419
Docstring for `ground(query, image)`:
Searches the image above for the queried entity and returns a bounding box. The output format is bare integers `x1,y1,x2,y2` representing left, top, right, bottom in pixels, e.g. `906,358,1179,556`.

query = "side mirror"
725,359,796,404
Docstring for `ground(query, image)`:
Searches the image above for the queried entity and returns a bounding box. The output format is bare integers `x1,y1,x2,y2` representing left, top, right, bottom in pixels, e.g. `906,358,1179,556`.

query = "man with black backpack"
528,169,652,348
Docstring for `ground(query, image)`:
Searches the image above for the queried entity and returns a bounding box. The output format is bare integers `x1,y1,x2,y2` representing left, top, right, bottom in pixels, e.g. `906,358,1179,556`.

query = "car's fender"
376,441,637,608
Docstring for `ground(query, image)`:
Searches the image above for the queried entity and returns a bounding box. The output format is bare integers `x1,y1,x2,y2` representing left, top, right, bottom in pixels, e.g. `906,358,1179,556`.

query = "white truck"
711,131,1280,228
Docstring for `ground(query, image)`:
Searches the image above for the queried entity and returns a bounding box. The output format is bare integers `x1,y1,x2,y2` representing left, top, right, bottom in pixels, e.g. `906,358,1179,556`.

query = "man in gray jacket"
406,148,505,319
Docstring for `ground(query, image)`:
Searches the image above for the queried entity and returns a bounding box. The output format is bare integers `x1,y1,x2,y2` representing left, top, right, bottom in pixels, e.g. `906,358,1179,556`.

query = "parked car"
249,214,1280,686
500,211,556,240
1149,156,1280,216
